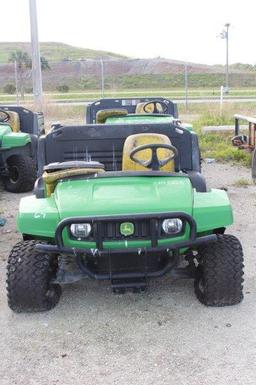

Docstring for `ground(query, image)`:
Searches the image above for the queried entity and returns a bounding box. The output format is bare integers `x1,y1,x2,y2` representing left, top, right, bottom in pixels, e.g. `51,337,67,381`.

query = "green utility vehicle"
0,106,44,192
7,98,244,312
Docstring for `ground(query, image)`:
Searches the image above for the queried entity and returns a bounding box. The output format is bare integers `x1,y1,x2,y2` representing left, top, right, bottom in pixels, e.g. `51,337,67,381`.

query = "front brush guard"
35,212,217,281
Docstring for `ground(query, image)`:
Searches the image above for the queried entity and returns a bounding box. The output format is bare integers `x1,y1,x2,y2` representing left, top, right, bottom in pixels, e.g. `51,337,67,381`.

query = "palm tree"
9,50,32,99
9,50,50,99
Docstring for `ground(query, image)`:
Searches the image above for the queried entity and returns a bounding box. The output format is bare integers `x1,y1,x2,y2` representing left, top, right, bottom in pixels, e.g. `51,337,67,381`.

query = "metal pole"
225,23,230,92
184,63,188,112
220,85,224,113
100,58,105,98
14,60,20,105
29,0,43,111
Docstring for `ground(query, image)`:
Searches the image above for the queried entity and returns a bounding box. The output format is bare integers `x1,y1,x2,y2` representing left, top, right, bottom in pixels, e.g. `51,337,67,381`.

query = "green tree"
40,56,51,71
9,50,50,99
3,83,16,95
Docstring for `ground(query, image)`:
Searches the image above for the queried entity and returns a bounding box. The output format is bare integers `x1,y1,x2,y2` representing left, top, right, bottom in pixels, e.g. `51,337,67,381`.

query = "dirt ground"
0,162,256,385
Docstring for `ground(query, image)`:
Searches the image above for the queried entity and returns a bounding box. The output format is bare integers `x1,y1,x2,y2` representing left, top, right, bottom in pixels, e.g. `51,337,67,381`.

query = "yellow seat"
122,133,175,172
96,109,128,124
5,111,20,132
43,168,105,196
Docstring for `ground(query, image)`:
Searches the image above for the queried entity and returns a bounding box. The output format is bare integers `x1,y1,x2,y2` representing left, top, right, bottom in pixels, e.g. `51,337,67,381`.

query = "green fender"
193,188,233,232
0,124,31,149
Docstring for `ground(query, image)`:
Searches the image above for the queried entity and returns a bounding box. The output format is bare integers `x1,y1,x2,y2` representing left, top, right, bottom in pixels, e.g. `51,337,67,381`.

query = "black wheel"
7,240,61,313
194,234,244,307
3,155,37,193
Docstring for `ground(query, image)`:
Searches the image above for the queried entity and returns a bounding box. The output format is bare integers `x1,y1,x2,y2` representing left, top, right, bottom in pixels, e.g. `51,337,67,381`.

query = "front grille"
101,219,151,240
58,212,195,251
69,218,185,246
88,218,183,243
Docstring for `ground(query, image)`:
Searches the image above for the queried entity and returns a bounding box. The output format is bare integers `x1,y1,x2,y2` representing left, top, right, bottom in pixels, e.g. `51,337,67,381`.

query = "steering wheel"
130,143,178,171
0,110,10,123
142,100,168,114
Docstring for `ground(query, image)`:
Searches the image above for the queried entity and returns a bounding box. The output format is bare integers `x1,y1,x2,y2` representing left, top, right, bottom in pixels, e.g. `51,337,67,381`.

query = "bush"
3,84,16,94
56,84,69,93
25,87,33,94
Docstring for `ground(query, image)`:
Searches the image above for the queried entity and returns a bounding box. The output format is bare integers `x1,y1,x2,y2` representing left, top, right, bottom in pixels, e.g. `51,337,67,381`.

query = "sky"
0,0,255,65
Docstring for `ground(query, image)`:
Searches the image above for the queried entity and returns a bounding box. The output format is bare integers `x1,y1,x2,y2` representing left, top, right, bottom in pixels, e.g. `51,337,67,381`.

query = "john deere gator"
7,98,244,312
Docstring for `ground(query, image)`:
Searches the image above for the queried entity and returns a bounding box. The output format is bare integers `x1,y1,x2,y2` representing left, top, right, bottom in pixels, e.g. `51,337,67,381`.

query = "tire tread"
7,240,61,313
194,234,244,306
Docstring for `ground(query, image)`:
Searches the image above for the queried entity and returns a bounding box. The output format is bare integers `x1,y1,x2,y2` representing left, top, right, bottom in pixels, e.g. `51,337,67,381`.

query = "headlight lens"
162,218,183,235
70,223,92,239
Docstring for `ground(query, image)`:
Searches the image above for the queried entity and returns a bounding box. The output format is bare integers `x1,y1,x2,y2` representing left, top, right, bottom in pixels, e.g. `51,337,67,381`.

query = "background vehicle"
86,97,179,123
7,99,244,312
0,106,44,192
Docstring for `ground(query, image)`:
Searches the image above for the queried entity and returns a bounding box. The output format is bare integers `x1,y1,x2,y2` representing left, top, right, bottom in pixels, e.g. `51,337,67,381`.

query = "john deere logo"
120,222,134,236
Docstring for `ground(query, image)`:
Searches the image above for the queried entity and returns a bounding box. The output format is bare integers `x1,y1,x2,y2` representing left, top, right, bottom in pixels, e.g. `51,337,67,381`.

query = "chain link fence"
1,58,256,105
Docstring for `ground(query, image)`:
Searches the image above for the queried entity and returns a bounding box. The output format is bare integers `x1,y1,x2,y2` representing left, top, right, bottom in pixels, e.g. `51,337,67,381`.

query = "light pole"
29,0,43,111
219,23,230,93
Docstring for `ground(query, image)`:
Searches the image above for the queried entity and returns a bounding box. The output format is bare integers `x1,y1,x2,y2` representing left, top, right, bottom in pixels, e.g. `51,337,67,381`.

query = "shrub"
25,87,33,94
56,84,69,93
3,84,16,94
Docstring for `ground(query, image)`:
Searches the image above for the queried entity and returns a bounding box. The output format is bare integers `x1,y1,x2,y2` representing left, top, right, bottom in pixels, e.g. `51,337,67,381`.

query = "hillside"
0,42,127,62
0,42,255,91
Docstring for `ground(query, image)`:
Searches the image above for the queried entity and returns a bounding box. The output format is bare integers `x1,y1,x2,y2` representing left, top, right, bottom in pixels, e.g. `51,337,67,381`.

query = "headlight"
162,218,183,235
70,223,92,239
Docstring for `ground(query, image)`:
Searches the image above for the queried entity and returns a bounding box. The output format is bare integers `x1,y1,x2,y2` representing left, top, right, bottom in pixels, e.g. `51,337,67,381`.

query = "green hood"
54,175,193,219
17,174,233,249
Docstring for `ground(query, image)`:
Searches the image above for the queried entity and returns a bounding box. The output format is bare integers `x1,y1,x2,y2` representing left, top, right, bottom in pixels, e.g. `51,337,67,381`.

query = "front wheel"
194,234,244,306
3,155,37,193
7,240,61,313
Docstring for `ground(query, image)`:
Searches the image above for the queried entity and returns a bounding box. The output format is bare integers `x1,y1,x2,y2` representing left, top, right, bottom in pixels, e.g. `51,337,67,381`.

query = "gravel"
0,162,256,385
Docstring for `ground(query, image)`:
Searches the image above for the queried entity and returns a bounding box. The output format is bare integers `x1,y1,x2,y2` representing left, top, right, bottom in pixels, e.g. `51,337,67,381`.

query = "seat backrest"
38,122,200,176
96,109,128,124
122,133,175,172
1,111,20,132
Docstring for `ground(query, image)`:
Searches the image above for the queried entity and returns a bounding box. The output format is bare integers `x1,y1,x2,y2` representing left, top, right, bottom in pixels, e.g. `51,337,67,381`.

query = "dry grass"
233,178,251,187
26,97,85,132
179,102,256,121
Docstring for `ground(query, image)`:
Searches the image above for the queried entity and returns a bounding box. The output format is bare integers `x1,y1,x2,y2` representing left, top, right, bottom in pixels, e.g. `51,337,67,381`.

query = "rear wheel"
7,240,61,313
194,234,244,306
3,155,36,193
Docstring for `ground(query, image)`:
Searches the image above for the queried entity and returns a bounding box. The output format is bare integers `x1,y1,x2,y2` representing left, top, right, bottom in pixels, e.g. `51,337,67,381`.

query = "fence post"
100,58,105,98
220,85,224,112
184,63,188,112
14,60,20,105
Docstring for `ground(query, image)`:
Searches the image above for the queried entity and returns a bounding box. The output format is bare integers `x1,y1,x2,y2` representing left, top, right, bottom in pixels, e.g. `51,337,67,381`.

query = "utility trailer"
232,114,256,180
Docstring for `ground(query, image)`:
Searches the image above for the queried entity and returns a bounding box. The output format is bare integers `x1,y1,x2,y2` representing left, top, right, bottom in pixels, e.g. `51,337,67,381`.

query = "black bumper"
35,212,217,281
